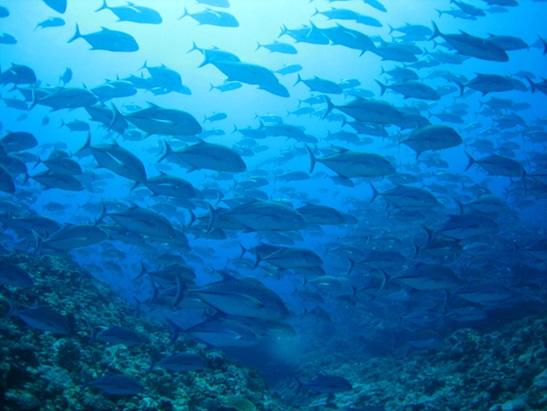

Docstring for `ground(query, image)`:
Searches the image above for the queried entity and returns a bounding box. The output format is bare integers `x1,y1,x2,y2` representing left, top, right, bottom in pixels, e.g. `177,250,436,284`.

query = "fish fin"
239,242,247,258
293,73,303,87
255,41,262,51
68,24,81,43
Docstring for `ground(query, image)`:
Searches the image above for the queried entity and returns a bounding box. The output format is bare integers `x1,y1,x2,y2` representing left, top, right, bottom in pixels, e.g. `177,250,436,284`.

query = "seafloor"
1,253,546,411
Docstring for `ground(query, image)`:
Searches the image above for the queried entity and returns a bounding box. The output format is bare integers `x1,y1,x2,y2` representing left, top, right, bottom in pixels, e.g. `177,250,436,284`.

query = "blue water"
1,0,546,408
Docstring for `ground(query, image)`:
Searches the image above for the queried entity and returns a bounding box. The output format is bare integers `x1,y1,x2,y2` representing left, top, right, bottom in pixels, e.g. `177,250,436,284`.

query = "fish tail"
322,95,334,119
178,7,189,20
375,80,387,96
139,60,148,71
369,182,379,203
158,140,173,162
525,76,536,93
464,151,475,171
293,73,303,87
388,24,394,35
95,203,107,225
76,132,91,155
379,269,390,290
231,124,239,134
68,24,81,43
430,21,441,40
345,257,355,276
209,83,215,91
31,230,44,256
255,41,262,51
278,24,288,38
456,80,465,96
179,210,193,229
32,157,42,170
95,0,109,12
28,86,38,110
253,254,262,269
305,144,316,173
108,102,123,130
239,242,247,258
187,41,200,54
206,202,216,232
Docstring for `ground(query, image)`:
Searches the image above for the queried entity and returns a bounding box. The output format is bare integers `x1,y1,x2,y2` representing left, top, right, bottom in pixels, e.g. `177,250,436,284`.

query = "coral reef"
0,253,284,411
278,315,547,410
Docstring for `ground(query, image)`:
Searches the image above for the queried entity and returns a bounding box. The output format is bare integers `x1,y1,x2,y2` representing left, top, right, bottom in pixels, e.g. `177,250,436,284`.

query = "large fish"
430,22,508,62
307,145,395,178
68,25,139,52
160,140,246,173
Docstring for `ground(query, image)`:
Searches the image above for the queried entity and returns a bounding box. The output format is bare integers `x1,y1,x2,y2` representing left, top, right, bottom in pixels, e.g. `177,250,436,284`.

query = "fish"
0,64,36,85
294,75,342,94
303,374,353,394
256,41,297,54
95,1,162,24
35,17,65,30
376,80,440,100
41,224,107,250
117,103,201,136
323,96,404,125
160,140,246,173
458,74,527,95
95,326,145,346
12,305,70,335
88,374,144,396
32,172,84,191
370,184,441,210
78,135,146,182
0,261,34,288
0,33,17,44
68,24,139,52
1,131,38,152
180,8,239,27
141,173,197,199
191,273,290,321
465,152,526,177
59,67,72,85
154,352,208,372
430,22,508,62
402,125,463,157
307,145,395,178
31,87,98,110
43,0,67,14
208,199,306,232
